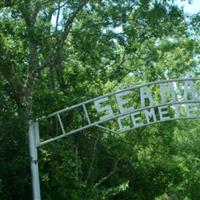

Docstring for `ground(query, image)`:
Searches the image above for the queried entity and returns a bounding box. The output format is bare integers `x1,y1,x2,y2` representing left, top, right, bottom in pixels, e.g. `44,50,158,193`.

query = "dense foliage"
1,0,200,199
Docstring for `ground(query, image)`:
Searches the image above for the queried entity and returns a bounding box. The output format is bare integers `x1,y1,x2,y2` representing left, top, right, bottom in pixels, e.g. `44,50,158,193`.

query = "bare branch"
93,159,119,188
85,134,100,183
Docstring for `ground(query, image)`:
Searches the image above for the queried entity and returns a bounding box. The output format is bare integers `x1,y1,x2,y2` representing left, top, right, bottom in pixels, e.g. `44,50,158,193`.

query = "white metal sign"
40,78,200,146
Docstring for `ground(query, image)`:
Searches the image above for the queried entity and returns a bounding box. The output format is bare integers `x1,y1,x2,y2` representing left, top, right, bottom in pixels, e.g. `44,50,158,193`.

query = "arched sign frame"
29,78,200,200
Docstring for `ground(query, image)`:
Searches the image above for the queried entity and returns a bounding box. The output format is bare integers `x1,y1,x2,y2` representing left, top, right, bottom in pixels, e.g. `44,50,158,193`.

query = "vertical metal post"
29,121,41,200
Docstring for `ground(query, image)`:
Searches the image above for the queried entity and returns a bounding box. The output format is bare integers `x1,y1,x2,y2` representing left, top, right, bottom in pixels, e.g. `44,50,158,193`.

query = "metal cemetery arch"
29,78,200,200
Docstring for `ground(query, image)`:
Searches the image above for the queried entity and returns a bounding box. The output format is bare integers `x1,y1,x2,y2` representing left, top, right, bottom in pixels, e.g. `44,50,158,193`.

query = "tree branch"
55,0,61,32
93,159,119,188
85,134,100,183
0,34,29,107
58,0,88,48
55,0,88,64
92,127,147,188
0,64,28,107
31,1,41,26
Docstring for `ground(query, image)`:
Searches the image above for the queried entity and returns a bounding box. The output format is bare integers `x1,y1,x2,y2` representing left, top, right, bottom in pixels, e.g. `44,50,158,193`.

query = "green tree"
1,0,200,199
